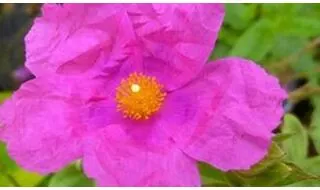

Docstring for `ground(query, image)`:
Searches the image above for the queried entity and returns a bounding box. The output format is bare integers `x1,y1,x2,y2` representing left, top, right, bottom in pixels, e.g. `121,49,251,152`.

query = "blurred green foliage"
1,3,320,187
0,4,39,90
208,3,320,187
48,165,94,187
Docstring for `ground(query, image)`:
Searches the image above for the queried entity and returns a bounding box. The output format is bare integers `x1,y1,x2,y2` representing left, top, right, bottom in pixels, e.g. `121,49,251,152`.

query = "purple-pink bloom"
0,4,287,186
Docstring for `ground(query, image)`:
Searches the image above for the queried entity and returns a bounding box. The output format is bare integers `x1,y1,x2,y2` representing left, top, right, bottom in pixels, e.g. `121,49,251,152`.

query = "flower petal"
160,57,286,171
0,76,105,174
127,4,224,91
80,63,170,148
83,125,200,186
25,4,135,77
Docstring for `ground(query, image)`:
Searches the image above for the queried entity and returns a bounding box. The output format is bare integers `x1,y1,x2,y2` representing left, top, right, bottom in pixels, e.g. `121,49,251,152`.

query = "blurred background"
1,3,320,187
0,4,38,91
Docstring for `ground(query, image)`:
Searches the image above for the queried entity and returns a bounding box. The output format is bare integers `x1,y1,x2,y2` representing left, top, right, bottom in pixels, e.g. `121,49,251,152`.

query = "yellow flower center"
115,72,166,120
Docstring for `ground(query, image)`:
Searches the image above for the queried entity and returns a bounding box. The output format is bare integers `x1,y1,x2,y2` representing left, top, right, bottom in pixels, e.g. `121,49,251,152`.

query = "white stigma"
131,83,141,93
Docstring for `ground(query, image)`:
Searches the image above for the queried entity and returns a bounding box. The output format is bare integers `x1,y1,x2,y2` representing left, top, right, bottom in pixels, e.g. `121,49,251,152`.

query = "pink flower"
0,4,287,186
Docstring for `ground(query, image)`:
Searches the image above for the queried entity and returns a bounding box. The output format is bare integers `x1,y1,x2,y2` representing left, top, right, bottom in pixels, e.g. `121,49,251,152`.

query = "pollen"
115,72,167,120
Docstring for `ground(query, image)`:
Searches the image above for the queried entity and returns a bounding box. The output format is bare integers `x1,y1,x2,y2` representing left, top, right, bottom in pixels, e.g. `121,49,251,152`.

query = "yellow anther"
115,72,166,120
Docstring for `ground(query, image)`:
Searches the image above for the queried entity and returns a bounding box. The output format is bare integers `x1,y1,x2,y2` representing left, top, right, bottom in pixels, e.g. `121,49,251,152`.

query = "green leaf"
229,19,276,62
0,92,11,103
238,162,293,186
292,53,317,74
299,156,320,176
223,142,287,186
288,179,320,187
272,133,295,143
49,165,94,187
35,175,53,187
224,4,258,31
261,5,320,38
0,148,44,187
0,168,45,187
210,43,231,60
218,27,239,47
275,162,320,186
222,140,319,187
12,169,44,187
299,4,320,19
0,175,13,187
224,172,247,187
279,17,320,38
230,161,319,187
281,114,308,163
0,142,18,173
270,36,307,60
310,96,320,154
198,162,229,187
262,4,302,18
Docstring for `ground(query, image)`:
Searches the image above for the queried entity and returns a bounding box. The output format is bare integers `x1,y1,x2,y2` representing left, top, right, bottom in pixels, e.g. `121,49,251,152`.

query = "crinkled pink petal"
4,3,288,185
127,4,224,91
25,4,135,77
157,57,286,171
0,76,107,174
83,124,200,186
82,97,172,149
26,4,224,90
0,100,15,141
79,61,173,149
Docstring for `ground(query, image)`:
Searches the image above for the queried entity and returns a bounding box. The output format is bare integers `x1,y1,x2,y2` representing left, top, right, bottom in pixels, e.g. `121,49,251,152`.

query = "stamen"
115,72,166,120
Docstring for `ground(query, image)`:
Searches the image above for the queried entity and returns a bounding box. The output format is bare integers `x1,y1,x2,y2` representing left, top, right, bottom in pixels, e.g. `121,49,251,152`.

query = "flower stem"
0,163,20,187
288,83,320,104
4,173,20,187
